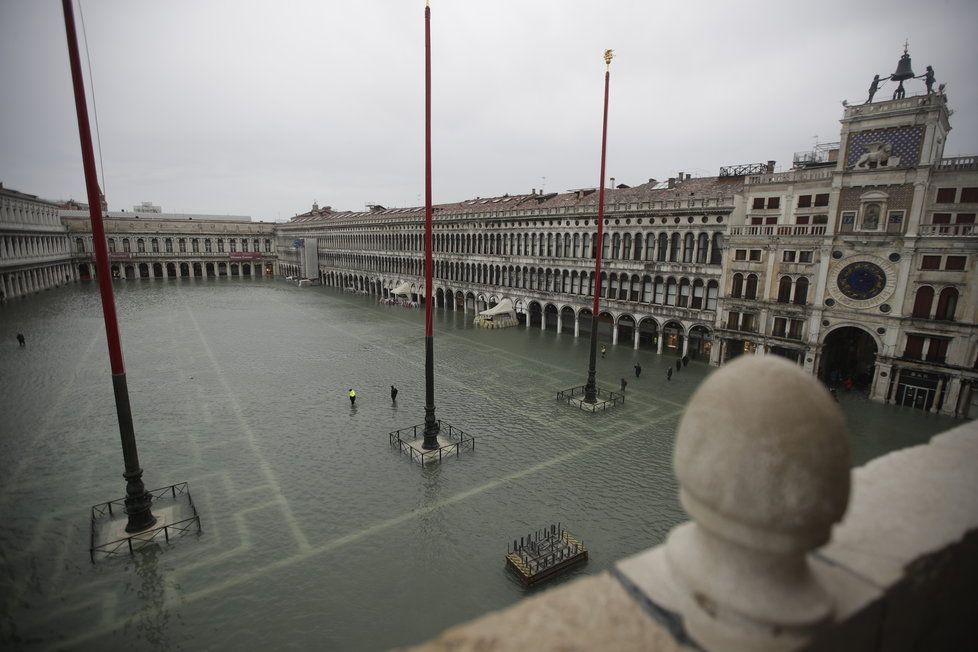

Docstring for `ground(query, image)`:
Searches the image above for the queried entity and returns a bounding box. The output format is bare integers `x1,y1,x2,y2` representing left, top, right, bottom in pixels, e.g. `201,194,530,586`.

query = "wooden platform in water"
506,527,588,586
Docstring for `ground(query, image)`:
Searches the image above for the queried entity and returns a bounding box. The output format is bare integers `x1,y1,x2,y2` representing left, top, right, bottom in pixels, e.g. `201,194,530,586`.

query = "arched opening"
527,301,543,327
455,291,465,310
111,264,120,279
152,262,164,278
180,262,190,277
166,262,177,278
205,262,215,278
218,262,227,277
125,264,135,279
78,263,92,280
662,320,684,355
820,327,877,391
514,299,526,325
597,311,614,343
560,306,575,332
543,304,559,330
465,291,476,312
138,263,150,279
618,314,636,343
935,287,958,321
436,287,445,308
688,325,712,359
638,317,659,349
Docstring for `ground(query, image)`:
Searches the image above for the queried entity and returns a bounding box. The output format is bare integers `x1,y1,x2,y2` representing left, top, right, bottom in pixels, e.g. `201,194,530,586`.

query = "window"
777,276,792,302
745,274,758,300
678,280,690,307
654,277,665,304
692,280,704,309
192,239,200,253
886,210,904,233
727,311,740,329
683,233,694,263
921,255,941,270
264,239,271,252
788,319,803,340
773,317,787,337
935,187,956,203
812,215,828,225
735,249,747,261
795,215,810,225
797,195,812,208
799,251,814,263
935,287,958,321
766,197,780,209
957,213,976,224
731,273,744,298
840,211,856,233
670,233,680,262
666,279,677,305
108,238,116,253
749,249,761,262
932,213,952,224
151,239,160,253
903,335,925,359
123,238,131,252
912,286,934,318
794,278,809,304
814,193,829,207
254,239,260,252
752,197,765,210
178,238,186,253
783,251,796,263
926,338,949,363
961,188,978,203
230,239,237,252
945,256,966,271
706,281,719,310
165,238,173,253
137,238,145,253
204,239,212,253
75,237,84,253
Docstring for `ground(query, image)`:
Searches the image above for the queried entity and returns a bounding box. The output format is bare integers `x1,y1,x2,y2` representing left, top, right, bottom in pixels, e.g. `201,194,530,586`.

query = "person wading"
620,377,627,392
666,367,673,381
16,333,26,347
634,362,642,378
390,385,398,403
348,388,357,406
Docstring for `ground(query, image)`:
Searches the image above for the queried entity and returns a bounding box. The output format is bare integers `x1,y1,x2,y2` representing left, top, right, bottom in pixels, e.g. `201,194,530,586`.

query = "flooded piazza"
0,279,960,650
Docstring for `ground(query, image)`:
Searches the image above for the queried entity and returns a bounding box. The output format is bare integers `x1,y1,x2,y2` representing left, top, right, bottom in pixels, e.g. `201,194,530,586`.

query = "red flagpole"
63,0,156,531
583,50,613,404
421,1,439,448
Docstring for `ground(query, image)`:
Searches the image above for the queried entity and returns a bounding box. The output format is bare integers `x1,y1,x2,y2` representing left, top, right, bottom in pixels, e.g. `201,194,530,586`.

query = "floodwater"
0,279,958,650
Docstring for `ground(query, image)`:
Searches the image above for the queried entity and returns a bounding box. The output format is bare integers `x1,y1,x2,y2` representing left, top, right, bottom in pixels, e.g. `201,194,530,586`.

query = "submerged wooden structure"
506,524,588,585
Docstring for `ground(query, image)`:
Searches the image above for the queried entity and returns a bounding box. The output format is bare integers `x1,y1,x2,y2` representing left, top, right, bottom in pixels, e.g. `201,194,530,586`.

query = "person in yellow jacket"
348,388,357,405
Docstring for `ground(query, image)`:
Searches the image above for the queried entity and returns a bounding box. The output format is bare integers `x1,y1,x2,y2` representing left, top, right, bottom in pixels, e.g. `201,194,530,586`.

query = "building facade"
62,210,278,280
0,183,77,301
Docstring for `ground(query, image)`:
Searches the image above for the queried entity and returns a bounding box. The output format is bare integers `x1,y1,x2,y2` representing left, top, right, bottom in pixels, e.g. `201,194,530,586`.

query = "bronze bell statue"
890,44,914,99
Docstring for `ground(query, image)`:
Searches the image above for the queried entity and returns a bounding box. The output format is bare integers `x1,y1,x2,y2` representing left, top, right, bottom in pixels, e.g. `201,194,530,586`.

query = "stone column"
940,377,962,417
682,335,690,357
869,362,892,401
887,367,902,403
612,322,619,345
162,264,169,279
556,314,563,335
657,334,664,354
574,313,580,338
633,327,640,350
930,377,946,414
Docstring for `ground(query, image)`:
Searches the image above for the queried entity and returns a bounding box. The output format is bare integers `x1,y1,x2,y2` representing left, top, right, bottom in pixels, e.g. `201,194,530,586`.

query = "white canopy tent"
391,281,413,297
475,298,518,328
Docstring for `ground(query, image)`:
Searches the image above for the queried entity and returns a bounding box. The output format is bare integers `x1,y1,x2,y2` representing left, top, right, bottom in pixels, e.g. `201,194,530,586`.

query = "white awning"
392,282,413,296
478,298,515,318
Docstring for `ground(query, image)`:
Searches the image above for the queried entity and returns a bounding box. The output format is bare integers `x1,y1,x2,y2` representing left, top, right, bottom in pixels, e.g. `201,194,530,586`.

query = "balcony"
918,224,976,237
936,156,977,171
746,168,833,185
729,224,827,237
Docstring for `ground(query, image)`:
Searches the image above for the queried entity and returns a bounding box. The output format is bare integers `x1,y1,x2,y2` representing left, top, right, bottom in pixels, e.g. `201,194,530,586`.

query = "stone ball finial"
666,355,851,651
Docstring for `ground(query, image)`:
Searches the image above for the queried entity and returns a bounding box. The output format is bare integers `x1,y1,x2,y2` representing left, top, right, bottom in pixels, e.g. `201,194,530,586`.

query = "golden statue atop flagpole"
604,49,614,67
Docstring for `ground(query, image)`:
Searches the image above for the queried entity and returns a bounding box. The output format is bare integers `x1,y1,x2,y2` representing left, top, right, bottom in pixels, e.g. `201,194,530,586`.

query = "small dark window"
766,197,780,210
960,187,978,203
797,195,812,208
956,213,976,224
944,256,966,271
799,251,814,263
752,197,765,210
783,251,796,262
735,249,747,261
921,255,941,270
903,335,925,359
935,187,956,203
912,286,934,318
814,193,830,207
926,338,949,363
795,215,810,225
812,215,828,224
749,249,762,262
932,213,952,224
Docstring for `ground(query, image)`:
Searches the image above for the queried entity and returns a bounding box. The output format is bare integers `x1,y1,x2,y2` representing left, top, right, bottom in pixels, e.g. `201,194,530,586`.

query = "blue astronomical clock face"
837,261,886,300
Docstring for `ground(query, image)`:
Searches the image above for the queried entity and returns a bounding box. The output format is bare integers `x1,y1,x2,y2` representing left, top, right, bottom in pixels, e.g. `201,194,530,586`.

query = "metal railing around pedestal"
389,420,476,464
557,385,625,412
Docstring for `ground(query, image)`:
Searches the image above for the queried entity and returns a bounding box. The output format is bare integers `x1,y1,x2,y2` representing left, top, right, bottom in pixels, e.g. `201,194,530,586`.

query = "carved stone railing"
936,156,977,171
407,356,978,652
729,225,828,237
918,224,976,237
746,168,834,185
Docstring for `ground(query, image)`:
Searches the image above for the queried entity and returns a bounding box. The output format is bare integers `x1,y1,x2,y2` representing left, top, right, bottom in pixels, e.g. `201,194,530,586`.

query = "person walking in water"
675,359,681,372
390,385,398,403
666,367,673,381
348,388,357,406
634,362,642,378
16,333,25,347
620,377,627,392
601,344,607,358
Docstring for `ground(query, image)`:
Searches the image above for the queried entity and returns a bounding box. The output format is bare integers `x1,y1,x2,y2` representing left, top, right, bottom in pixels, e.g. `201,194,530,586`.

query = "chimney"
668,177,676,189
531,188,536,195
648,178,657,185
610,177,616,189
766,160,776,173
685,173,691,181
312,201,319,212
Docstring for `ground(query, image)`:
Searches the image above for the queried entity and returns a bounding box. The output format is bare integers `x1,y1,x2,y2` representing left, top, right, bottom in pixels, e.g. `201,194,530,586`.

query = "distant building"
133,201,161,214
0,183,76,300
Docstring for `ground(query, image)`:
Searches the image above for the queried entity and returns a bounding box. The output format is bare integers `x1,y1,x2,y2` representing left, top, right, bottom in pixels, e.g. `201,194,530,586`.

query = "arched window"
573,233,580,258
706,280,719,310
794,277,809,305
107,237,116,253
670,233,681,262
731,273,744,298
137,238,145,253
609,273,619,299
633,233,643,260
745,274,758,300
630,274,641,301
563,233,571,258
167,238,175,253
621,233,630,260
654,276,665,304
657,233,668,262
75,237,84,253
710,232,723,265
683,233,694,263
642,275,652,302
547,233,554,257
777,276,792,303
151,238,160,253
935,287,958,321
605,233,613,259
678,278,691,307
697,233,709,263
666,278,678,305
600,272,609,298
911,286,934,318
691,279,705,309
645,233,655,260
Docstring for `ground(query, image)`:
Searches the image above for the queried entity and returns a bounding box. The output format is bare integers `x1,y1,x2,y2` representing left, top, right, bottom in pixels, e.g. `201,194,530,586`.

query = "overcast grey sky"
1,0,976,221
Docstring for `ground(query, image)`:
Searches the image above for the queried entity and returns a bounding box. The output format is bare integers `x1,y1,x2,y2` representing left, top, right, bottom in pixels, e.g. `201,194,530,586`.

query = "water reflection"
121,545,181,651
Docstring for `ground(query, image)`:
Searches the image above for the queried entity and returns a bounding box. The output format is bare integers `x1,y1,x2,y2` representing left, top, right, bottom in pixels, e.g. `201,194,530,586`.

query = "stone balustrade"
407,356,978,651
